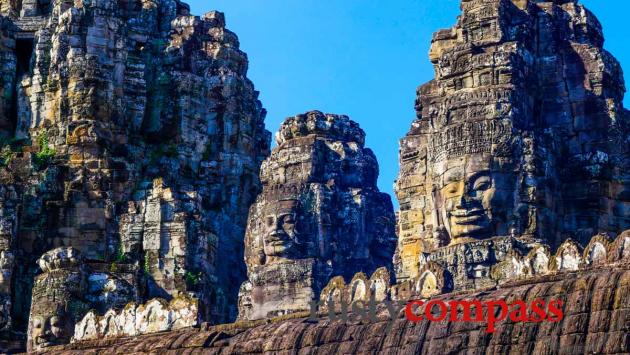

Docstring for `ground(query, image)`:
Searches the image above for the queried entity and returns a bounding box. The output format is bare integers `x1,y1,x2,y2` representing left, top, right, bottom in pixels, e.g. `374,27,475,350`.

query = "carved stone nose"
456,191,472,208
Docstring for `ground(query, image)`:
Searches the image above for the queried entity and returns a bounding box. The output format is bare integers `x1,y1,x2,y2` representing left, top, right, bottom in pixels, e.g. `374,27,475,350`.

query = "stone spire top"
275,110,366,147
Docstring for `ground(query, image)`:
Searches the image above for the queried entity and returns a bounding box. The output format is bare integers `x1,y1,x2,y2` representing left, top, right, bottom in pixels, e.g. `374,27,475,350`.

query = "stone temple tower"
0,0,270,350
395,0,630,286
238,111,397,321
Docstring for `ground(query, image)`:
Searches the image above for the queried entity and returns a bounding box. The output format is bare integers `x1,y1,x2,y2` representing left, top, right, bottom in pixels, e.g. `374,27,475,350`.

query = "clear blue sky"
187,0,630,206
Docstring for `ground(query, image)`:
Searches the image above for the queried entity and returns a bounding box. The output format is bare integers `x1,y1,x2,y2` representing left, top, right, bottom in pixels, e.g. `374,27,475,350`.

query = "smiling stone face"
245,185,328,267
442,171,494,239
262,199,301,259
29,312,72,349
27,268,87,351
435,156,515,243
26,248,89,351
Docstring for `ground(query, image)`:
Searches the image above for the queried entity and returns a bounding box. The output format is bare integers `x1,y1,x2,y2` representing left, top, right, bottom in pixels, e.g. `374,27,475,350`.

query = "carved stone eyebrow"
443,168,465,184
465,170,491,186
277,212,296,219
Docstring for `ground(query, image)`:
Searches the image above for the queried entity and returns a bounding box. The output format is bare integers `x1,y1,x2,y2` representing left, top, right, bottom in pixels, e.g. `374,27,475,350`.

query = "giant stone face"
253,191,327,265
433,155,515,244
239,111,396,320
262,199,300,259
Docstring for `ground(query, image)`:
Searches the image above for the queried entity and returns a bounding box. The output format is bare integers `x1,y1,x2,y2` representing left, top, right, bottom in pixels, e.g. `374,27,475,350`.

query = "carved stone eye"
473,177,491,191
444,182,459,195
50,316,62,328
265,216,274,227
282,214,295,225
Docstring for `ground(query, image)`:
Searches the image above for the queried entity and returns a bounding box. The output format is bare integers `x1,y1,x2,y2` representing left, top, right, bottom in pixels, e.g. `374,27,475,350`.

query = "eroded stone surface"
41,264,630,354
72,295,198,342
0,0,629,352
0,0,270,351
238,111,397,321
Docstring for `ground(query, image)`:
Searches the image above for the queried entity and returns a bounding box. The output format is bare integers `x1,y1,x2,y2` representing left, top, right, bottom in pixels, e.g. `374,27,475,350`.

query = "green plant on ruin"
185,271,202,287
110,245,127,273
0,146,14,166
0,137,28,166
143,254,151,275
33,132,56,170
115,245,127,263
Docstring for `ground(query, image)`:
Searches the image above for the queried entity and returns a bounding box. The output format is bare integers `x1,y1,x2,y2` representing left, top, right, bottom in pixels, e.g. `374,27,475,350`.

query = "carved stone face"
30,312,72,349
28,248,88,351
262,200,300,259
435,156,514,242
245,185,338,269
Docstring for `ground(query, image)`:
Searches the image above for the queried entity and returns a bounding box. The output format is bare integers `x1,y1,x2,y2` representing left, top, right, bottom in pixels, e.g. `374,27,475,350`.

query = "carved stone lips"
450,209,485,224
266,233,291,245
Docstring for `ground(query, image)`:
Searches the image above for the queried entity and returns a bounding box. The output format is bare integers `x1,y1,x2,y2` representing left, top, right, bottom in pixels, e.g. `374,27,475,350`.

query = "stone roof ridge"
363,231,629,303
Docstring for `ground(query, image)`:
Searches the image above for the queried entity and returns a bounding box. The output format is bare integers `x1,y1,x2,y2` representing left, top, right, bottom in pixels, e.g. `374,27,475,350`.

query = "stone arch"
583,234,612,266
237,281,253,320
347,273,369,303
417,271,439,298
169,295,199,330
121,303,138,337
390,280,412,302
551,239,583,271
319,276,346,314
368,267,391,302
99,309,120,339
73,310,99,342
524,244,551,276
137,298,170,334
414,262,450,298
609,230,630,262
490,250,526,282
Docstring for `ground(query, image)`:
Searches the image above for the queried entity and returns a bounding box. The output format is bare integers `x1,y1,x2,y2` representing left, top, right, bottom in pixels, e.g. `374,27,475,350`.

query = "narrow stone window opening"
10,38,34,132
